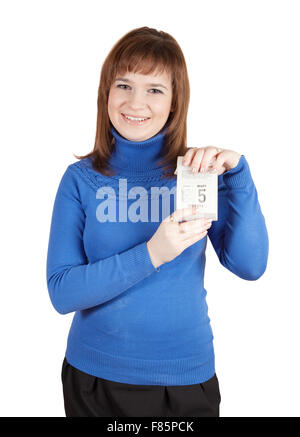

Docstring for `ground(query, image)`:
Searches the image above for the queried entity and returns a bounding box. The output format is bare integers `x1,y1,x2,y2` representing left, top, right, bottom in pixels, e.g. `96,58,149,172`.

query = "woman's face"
108,70,173,142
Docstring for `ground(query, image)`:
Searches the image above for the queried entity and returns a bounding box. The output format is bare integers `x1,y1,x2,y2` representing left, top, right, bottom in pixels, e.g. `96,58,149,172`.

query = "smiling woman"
46,25,269,419
107,70,173,141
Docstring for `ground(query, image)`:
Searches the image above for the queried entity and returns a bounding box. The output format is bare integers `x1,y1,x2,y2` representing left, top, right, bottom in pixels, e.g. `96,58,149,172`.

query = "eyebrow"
115,77,168,90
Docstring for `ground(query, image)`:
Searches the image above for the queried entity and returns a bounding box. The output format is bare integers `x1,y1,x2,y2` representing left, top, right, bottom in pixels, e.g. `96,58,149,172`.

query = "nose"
127,90,147,111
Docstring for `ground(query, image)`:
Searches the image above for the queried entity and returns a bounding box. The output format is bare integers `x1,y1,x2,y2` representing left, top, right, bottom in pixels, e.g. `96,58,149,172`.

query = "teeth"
124,114,148,121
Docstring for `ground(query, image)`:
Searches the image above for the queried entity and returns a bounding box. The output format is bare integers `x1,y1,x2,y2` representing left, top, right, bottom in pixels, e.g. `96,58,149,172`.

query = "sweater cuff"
122,241,160,277
221,155,252,189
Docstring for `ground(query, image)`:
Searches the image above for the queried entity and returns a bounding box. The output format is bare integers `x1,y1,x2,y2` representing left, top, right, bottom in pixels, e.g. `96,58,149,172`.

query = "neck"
108,125,167,175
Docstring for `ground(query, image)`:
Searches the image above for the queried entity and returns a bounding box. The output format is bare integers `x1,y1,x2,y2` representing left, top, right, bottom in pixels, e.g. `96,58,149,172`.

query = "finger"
209,150,229,174
211,150,229,169
189,148,205,172
207,155,217,168
164,206,197,223
182,230,208,248
179,217,211,231
182,148,198,166
199,147,221,173
179,219,212,238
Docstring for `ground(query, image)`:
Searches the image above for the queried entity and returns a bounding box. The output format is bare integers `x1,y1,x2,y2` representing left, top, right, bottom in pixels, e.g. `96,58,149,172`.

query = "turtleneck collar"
108,124,168,175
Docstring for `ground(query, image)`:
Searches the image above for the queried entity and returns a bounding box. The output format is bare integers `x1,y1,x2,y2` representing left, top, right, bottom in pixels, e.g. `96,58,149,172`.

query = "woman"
46,26,269,417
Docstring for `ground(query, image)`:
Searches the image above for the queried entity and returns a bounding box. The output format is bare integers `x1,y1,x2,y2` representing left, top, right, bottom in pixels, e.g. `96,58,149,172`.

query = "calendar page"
175,156,218,222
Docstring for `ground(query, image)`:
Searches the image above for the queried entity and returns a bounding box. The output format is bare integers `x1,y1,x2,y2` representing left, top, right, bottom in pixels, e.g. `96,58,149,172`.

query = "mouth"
121,113,151,126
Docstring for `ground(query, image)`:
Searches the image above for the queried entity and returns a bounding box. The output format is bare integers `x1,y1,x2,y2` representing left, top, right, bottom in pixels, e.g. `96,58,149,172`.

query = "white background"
0,0,299,417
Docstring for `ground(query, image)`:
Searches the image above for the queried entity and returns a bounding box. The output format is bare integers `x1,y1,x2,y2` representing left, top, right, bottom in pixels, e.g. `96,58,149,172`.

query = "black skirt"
61,357,221,417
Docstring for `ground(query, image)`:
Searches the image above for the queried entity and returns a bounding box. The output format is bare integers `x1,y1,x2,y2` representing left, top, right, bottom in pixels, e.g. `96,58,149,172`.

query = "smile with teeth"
122,113,150,125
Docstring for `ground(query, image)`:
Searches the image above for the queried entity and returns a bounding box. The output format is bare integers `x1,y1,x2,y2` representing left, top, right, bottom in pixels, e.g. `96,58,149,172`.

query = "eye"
116,84,163,94
149,89,163,94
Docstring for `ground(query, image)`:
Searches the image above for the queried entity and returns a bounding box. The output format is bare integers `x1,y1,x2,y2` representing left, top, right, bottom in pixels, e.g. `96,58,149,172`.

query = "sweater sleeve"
46,166,157,315
207,155,269,280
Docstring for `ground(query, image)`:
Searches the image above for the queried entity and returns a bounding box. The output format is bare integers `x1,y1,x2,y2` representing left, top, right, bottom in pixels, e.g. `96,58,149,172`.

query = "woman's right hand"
146,206,213,268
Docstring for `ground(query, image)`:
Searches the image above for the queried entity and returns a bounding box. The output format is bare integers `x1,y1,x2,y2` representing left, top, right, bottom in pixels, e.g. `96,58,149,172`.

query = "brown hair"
74,26,190,180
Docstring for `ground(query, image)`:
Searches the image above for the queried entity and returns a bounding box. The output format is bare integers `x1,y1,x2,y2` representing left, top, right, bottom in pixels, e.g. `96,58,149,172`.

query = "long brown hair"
74,26,190,180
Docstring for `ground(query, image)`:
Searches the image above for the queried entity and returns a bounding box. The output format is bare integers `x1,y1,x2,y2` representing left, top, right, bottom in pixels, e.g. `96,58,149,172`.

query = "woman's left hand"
182,146,242,176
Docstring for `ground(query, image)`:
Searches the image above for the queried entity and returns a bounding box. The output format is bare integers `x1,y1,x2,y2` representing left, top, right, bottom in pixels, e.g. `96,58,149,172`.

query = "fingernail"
192,167,198,173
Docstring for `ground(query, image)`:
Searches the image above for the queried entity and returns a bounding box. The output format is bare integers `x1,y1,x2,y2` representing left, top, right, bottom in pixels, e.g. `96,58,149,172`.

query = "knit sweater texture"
46,124,269,385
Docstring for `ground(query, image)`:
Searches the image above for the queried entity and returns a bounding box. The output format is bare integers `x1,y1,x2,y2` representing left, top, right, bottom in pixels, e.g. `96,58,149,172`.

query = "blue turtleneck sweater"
46,125,269,385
